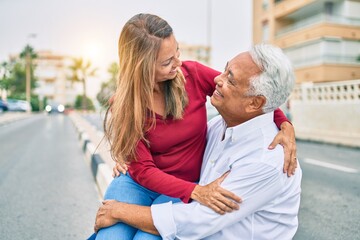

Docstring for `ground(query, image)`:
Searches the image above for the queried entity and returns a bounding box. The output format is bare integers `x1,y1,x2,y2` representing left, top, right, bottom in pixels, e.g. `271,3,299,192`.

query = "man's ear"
247,96,266,112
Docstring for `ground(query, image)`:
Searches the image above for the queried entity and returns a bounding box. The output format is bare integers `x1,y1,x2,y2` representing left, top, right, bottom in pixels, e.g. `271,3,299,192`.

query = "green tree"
74,95,95,111
3,45,38,96
96,62,118,107
0,61,11,90
68,58,97,110
0,45,39,110
19,44,37,59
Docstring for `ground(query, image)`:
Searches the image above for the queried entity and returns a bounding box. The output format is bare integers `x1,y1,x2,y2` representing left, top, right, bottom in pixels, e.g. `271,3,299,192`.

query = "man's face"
210,52,262,126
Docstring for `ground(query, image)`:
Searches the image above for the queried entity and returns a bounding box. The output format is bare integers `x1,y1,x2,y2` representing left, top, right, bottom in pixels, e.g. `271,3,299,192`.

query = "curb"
0,112,34,126
69,112,112,198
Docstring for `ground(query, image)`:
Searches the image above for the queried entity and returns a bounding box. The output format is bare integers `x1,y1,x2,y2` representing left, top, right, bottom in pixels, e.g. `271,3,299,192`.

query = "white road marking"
303,158,358,173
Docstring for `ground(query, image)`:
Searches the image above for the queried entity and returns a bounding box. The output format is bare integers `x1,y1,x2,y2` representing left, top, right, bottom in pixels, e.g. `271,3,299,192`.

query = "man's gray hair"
248,44,295,113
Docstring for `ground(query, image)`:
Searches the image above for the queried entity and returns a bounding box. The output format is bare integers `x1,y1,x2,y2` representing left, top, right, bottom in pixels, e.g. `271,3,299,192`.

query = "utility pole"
206,0,212,66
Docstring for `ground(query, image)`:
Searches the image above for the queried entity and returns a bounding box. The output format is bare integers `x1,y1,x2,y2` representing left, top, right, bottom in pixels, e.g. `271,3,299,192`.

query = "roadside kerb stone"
0,112,34,126
68,112,113,197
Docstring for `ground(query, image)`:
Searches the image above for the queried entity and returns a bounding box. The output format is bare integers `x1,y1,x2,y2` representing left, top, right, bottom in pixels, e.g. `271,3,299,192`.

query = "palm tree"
68,58,97,110
96,62,118,107
0,61,10,89
20,44,38,107
19,44,37,59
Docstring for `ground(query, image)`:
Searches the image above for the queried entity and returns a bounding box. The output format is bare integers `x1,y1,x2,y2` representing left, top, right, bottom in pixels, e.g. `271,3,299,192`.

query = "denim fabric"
88,173,180,240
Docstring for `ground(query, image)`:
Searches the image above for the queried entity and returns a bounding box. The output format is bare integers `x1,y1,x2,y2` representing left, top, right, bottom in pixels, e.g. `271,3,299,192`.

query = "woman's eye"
162,61,171,67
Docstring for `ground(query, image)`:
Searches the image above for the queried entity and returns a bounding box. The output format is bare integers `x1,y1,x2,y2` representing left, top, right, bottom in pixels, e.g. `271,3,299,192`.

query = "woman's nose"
174,57,182,67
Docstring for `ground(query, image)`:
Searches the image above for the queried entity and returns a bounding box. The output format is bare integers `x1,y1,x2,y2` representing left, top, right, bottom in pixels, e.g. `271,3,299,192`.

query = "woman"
92,13,297,240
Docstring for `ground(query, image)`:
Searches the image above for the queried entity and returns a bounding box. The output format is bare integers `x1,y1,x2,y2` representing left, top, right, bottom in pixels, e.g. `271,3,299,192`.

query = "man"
94,44,302,239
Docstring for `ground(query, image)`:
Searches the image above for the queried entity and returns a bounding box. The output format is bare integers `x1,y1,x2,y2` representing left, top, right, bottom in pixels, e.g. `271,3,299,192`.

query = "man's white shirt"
151,111,302,240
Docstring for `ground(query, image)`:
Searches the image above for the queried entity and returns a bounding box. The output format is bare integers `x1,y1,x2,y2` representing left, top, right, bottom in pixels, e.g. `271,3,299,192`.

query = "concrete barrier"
69,112,113,198
290,80,360,147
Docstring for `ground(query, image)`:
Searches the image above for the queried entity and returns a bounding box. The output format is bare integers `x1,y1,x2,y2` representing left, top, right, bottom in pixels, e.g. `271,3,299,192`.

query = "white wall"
290,80,360,147
343,0,360,18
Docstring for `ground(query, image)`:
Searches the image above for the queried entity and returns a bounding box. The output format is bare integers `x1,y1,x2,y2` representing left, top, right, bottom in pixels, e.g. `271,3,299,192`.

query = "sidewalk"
68,112,113,197
0,112,34,126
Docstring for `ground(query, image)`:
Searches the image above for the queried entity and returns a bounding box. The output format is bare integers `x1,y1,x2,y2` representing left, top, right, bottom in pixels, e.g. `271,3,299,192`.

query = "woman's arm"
272,108,297,176
127,140,241,213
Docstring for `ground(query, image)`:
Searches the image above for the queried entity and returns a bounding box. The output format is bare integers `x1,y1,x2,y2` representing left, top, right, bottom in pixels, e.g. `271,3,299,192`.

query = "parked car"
7,99,32,112
0,99,8,112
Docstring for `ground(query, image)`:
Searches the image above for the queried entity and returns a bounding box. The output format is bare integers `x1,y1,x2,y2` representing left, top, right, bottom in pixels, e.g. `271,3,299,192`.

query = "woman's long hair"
104,13,188,163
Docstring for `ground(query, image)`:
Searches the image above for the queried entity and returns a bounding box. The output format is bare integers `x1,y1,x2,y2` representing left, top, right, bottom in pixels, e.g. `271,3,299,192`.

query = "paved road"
294,140,360,240
3,112,359,239
83,112,360,240
0,114,100,240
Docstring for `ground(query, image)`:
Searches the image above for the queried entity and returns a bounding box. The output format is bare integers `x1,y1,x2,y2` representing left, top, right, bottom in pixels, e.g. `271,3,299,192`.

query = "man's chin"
210,96,217,106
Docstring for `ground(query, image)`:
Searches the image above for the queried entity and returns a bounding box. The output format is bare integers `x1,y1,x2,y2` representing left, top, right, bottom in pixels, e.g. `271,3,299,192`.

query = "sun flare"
82,42,101,63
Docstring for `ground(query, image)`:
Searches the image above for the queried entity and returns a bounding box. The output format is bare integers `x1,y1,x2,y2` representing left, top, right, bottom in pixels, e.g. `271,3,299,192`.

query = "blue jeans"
88,173,180,240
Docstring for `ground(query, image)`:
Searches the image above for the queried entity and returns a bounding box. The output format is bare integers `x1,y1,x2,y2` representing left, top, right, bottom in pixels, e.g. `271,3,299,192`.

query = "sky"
0,0,253,98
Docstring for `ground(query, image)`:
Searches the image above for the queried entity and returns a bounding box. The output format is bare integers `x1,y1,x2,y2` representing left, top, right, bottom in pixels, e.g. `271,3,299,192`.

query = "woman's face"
155,34,181,83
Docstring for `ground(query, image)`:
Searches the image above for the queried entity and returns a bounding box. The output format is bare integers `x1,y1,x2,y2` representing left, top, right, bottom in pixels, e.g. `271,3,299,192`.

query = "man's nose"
214,75,223,86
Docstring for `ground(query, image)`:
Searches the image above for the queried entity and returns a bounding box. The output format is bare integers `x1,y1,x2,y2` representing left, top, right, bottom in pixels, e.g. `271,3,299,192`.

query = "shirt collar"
223,111,275,142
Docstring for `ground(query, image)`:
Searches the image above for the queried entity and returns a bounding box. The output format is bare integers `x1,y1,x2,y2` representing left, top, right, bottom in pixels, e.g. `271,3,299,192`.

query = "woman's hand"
268,121,297,177
112,161,129,177
190,171,242,215
94,200,121,232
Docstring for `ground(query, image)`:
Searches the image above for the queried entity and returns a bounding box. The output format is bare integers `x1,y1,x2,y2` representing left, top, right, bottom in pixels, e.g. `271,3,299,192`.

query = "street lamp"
206,0,212,66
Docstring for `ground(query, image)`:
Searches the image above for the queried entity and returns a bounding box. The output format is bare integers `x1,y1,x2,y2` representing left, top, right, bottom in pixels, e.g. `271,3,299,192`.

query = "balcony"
274,0,317,19
277,13,360,37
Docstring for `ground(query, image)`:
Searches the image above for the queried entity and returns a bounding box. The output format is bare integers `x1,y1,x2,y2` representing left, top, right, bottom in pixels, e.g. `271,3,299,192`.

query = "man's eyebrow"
224,62,229,71
224,62,233,78
227,63,234,79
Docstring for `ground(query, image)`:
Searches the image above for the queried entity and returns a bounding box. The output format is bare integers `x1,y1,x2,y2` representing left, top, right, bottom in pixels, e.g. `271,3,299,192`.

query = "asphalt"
0,111,113,198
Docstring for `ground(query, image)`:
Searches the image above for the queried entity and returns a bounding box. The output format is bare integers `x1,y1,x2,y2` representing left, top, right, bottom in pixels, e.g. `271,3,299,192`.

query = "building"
34,51,81,107
179,43,211,66
253,0,360,147
253,0,360,83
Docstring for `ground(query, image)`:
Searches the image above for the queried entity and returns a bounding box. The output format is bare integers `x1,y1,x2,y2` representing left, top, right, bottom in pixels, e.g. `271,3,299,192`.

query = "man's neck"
222,112,263,128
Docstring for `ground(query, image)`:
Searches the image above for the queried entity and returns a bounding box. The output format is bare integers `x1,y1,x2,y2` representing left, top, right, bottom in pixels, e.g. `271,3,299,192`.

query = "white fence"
290,79,360,147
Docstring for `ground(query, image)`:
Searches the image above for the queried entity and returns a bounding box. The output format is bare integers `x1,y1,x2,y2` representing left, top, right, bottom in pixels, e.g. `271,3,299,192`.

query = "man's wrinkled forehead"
227,52,262,79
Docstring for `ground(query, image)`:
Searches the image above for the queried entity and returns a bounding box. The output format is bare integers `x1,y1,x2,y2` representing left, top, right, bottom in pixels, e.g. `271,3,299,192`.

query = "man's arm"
94,200,158,235
95,163,283,239
152,162,283,239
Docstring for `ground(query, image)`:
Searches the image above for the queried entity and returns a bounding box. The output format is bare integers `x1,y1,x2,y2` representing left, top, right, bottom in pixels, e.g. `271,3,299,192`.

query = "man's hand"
94,200,121,232
268,121,297,176
191,171,242,215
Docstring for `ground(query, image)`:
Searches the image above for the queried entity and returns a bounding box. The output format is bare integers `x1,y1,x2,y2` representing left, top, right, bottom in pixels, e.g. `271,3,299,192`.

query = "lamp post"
206,0,212,66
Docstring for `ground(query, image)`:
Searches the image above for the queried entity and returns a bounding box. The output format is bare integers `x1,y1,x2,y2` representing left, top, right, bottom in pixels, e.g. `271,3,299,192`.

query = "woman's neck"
152,82,166,116
153,82,165,93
